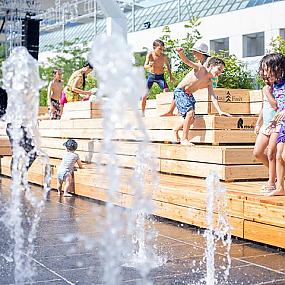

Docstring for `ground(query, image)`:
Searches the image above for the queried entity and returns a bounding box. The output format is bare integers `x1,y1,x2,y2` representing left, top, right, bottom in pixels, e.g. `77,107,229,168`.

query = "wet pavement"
1,176,285,285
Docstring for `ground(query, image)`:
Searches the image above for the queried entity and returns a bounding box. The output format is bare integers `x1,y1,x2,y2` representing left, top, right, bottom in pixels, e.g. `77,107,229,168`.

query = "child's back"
57,151,79,180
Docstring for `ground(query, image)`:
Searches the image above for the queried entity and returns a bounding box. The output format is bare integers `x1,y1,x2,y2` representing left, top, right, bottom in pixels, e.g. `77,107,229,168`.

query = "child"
260,53,285,196
161,42,212,117
253,82,277,193
47,69,64,120
173,48,231,145
142,39,175,116
57,139,83,197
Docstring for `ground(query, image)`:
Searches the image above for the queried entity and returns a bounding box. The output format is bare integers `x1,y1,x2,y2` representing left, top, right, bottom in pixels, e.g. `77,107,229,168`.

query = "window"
243,32,264,57
210,37,229,54
280,29,285,40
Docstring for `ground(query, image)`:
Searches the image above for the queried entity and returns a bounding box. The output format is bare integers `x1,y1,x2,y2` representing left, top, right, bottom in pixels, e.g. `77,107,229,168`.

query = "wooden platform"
1,156,284,248
2,88,285,249
0,136,11,156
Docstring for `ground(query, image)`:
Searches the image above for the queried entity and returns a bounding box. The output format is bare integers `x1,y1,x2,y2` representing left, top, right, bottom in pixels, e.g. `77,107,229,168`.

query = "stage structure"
0,0,41,57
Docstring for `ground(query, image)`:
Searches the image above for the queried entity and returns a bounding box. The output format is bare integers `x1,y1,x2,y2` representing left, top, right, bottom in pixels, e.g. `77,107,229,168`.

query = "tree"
0,44,6,85
270,36,285,55
212,51,253,89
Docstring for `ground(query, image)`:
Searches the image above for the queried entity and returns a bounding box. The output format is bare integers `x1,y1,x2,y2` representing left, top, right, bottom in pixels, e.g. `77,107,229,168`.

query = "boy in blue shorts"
142,39,175,115
174,48,231,145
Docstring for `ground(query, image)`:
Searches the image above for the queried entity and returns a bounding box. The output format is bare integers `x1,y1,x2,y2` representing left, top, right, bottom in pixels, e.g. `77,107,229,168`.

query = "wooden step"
39,115,258,131
157,88,262,104
156,89,262,115
2,156,284,248
0,136,11,156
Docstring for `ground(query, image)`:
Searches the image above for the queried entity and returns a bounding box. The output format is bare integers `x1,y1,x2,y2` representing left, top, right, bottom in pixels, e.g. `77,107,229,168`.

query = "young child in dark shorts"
142,39,175,116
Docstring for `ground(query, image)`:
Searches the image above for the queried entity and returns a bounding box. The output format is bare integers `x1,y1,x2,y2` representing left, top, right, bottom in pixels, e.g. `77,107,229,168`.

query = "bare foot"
266,188,285,196
160,111,174,117
63,192,73,197
180,139,194,146
173,129,181,143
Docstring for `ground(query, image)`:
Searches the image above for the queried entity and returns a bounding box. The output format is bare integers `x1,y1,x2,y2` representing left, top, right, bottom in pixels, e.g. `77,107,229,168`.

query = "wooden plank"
158,102,252,115
160,144,258,165
41,138,259,170
249,90,263,102
39,115,258,131
250,102,262,115
244,220,285,248
38,106,48,115
244,201,285,228
39,128,256,144
157,88,258,104
160,160,267,181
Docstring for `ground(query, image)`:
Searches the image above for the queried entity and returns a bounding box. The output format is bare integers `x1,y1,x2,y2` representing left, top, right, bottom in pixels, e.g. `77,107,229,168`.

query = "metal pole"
94,0,97,37
177,0,181,22
132,0,135,32
62,11,65,48
96,0,127,39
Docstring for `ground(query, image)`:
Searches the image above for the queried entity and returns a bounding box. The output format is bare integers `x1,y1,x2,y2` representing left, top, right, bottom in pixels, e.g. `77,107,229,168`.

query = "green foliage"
0,44,6,86
160,17,202,72
212,51,254,89
270,36,285,55
39,39,95,106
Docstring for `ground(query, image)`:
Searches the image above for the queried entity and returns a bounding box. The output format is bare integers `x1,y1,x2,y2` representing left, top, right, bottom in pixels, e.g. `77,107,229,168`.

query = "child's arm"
176,48,200,70
263,85,277,110
254,106,263,135
47,82,53,109
208,84,231,117
77,159,83,169
72,77,92,96
164,56,174,82
144,53,153,71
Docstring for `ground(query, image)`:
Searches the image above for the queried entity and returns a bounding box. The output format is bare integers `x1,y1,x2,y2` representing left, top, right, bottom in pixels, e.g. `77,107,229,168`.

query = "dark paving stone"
0,264,61,285
27,279,68,284
2,177,285,285
39,253,102,271
240,252,285,272
34,242,94,259
217,242,284,259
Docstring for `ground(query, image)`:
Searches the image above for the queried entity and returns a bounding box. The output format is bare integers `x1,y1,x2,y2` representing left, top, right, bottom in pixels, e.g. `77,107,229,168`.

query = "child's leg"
182,109,195,142
57,179,63,194
141,94,148,115
63,175,73,197
253,133,269,167
161,100,176,117
266,133,278,186
268,142,285,196
173,120,183,143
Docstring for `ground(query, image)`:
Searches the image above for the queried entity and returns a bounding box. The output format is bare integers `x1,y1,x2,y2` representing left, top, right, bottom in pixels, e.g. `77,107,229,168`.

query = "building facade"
39,0,285,70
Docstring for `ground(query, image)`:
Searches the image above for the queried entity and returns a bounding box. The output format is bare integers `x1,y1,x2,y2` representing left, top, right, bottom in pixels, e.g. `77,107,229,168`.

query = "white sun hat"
191,42,210,57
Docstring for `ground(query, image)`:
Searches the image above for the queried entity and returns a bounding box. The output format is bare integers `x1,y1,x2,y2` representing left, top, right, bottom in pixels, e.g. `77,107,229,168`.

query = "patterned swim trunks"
277,123,285,144
174,87,196,118
49,98,61,120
